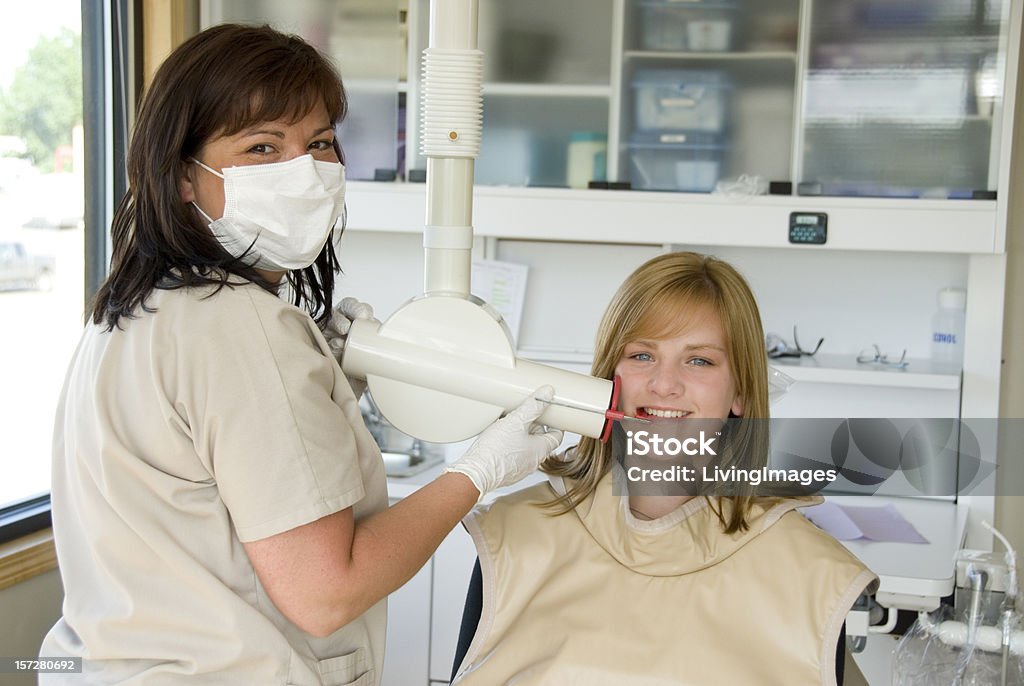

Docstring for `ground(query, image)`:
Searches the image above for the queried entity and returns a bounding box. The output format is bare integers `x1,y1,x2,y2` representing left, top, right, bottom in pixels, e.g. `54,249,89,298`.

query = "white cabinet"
798,0,1010,196
380,545,432,686
610,0,1013,197
405,0,1018,198
201,0,1020,202
615,0,801,191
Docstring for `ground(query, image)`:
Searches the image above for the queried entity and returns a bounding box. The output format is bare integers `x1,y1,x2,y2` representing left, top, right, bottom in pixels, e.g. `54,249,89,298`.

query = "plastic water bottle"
930,288,966,366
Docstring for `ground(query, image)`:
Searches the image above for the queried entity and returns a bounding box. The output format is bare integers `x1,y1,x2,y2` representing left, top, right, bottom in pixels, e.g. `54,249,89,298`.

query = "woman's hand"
445,386,564,503
323,296,378,398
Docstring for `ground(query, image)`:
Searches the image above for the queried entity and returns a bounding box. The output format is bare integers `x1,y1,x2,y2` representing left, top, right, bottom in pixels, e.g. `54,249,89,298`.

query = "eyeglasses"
856,344,909,369
767,326,824,359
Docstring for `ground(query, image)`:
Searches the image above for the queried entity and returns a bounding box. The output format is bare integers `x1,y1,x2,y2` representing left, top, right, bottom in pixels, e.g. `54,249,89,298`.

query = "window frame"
0,0,139,546
0,496,52,545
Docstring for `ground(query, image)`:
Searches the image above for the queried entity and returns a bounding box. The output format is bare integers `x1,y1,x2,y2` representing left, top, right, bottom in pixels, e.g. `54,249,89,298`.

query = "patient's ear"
178,162,195,203
730,394,744,418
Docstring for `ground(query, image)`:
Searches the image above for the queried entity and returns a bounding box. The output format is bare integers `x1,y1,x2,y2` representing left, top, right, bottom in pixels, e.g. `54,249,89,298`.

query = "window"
0,2,85,538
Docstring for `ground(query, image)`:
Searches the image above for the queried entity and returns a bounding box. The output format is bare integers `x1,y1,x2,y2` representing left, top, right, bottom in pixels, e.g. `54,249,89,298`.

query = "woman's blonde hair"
542,251,769,533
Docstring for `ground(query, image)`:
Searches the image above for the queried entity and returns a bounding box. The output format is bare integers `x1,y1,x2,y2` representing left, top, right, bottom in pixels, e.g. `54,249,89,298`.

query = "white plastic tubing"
917,612,1023,656
421,0,483,296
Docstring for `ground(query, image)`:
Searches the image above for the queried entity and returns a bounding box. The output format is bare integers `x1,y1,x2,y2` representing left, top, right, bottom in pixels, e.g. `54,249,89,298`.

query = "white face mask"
190,154,346,271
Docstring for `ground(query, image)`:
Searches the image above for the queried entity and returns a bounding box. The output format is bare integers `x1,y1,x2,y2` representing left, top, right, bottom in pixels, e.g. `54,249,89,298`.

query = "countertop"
386,462,548,503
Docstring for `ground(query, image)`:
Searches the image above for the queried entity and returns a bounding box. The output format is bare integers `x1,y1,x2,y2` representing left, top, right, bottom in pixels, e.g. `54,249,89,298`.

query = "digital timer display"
788,212,827,244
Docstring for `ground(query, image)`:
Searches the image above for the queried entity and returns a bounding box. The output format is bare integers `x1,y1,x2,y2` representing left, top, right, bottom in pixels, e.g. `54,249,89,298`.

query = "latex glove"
323,296,378,398
444,386,564,503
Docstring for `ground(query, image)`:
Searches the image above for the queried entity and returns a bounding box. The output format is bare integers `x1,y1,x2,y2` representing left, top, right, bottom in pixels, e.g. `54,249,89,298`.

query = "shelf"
482,83,611,98
624,50,798,61
769,353,961,390
345,182,1001,254
810,25,1002,43
803,115,994,126
387,462,547,502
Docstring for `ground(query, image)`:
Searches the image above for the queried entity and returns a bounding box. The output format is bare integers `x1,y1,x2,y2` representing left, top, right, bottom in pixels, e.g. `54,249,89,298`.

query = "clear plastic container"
930,287,966,366
626,132,724,192
637,1,735,52
631,69,732,132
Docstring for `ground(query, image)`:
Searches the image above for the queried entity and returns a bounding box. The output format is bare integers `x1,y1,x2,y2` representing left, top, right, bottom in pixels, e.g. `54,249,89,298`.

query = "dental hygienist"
40,24,561,686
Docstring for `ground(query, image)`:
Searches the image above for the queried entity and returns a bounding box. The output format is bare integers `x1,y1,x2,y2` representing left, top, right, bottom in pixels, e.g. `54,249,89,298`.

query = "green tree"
0,27,83,172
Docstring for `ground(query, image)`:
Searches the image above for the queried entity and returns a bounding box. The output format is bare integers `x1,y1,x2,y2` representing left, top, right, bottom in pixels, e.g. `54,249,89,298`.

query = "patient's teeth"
644,408,685,418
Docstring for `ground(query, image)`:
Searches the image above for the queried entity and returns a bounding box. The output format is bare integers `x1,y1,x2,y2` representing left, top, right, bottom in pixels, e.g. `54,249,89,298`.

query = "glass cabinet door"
407,0,614,188
799,0,1010,198
200,0,403,182
616,0,801,192
199,0,1016,198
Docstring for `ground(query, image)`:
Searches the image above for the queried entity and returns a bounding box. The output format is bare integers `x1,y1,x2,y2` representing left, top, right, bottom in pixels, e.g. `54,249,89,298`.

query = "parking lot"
0,175,85,505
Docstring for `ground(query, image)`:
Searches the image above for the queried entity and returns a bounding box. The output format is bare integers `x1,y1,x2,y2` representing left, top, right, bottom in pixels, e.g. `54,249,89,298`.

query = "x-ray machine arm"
342,0,619,443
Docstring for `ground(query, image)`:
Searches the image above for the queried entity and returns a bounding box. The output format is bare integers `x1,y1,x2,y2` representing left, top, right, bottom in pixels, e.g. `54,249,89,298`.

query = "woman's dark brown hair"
90,23,348,330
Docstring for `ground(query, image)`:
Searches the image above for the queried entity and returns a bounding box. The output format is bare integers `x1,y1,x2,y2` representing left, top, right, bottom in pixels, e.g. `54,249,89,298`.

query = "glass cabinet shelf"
623,51,798,61
482,84,611,98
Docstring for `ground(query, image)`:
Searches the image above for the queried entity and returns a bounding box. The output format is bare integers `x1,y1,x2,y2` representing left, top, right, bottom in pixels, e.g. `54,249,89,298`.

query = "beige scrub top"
40,281,389,685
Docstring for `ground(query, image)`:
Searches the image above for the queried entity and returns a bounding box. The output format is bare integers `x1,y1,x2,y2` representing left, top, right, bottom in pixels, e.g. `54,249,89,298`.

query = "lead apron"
454,469,877,686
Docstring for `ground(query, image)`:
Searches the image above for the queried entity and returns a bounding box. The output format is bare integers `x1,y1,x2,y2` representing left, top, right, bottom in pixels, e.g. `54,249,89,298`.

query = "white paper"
471,259,529,345
802,501,929,544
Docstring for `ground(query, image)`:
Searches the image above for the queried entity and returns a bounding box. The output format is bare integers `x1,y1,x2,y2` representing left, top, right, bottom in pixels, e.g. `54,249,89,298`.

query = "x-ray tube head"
342,295,615,443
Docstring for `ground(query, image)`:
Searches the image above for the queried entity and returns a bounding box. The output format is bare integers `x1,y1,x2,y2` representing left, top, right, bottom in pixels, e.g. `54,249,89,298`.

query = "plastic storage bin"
626,132,724,192
637,1,735,52
631,69,731,132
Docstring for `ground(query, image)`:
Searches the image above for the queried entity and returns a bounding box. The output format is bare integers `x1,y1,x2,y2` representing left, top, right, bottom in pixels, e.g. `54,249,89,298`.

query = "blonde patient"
450,251,878,686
